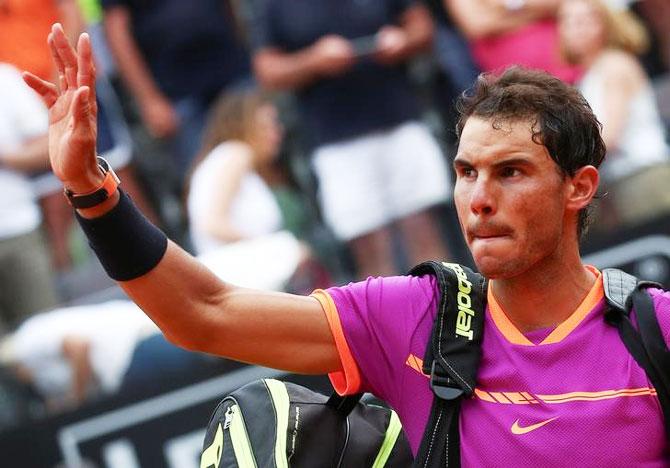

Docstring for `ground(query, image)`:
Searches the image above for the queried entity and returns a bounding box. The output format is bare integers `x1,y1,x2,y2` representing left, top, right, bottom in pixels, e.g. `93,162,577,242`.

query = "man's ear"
566,165,599,212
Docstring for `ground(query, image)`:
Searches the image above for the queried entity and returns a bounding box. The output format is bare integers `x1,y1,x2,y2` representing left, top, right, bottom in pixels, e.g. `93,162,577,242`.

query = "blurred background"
0,0,668,466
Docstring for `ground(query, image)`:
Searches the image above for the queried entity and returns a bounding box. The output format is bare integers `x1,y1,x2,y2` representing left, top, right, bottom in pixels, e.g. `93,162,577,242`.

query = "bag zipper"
225,402,258,468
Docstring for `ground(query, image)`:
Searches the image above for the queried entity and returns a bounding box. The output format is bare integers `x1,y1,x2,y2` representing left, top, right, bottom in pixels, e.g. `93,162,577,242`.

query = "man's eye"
460,167,475,177
501,167,520,177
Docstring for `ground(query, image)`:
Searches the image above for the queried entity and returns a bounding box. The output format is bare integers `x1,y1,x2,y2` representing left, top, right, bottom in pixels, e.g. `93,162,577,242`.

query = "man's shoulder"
326,273,440,322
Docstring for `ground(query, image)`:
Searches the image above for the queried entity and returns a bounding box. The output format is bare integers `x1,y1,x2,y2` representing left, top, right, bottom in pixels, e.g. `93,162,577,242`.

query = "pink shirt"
471,19,580,84
312,268,670,466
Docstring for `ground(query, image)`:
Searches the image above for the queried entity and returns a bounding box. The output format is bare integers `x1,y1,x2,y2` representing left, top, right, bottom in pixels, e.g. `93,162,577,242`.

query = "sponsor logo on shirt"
510,417,559,435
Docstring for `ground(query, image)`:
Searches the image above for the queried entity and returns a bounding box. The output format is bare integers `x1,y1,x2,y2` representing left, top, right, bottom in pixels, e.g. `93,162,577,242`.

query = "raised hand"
23,23,103,194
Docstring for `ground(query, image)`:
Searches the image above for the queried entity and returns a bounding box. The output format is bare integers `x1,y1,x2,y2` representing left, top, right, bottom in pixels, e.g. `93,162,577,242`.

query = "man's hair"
455,67,606,237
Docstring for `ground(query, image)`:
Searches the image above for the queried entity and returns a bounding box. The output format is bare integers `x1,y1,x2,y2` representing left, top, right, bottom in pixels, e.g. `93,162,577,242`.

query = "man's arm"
23,24,341,375
103,5,178,137
445,0,560,39
253,35,356,91
375,2,434,65
61,335,94,404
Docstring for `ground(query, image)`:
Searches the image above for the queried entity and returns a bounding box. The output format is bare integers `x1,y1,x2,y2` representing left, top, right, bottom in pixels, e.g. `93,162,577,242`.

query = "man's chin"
473,257,516,279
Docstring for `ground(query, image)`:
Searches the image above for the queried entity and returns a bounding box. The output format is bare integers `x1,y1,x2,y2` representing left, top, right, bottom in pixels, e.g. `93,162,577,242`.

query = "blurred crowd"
0,0,668,430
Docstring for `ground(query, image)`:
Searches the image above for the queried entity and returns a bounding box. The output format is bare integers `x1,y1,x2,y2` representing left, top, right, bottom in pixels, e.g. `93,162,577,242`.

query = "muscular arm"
26,25,342,376
121,244,340,373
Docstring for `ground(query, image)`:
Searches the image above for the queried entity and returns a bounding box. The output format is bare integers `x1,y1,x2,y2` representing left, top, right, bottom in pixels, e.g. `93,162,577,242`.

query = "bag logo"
442,263,476,340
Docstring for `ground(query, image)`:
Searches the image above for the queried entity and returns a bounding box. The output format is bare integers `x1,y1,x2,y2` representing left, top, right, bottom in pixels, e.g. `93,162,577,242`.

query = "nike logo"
511,417,558,435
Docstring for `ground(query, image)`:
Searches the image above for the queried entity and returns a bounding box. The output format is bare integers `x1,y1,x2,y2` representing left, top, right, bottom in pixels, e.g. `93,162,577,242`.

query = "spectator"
445,0,579,83
559,0,670,226
101,0,251,181
187,90,315,292
254,0,451,278
0,0,83,81
0,63,59,331
632,0,670,75
0,0,156,271
0,300,211,412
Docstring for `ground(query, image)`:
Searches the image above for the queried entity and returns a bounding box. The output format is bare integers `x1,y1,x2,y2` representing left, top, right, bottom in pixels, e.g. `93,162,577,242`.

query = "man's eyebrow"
453,156,534,170
452,157,471,169
491,157,534,168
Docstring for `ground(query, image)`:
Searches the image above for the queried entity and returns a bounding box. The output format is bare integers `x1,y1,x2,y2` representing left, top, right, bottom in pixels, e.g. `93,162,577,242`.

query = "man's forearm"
103,6,165,104
398,4,435,58
253,46,322,91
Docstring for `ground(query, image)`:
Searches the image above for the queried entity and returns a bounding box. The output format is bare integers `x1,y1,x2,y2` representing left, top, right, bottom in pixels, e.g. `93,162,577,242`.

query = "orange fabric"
488,265,604,346
488,287,535,346
541,265,603,344
0,0,60,80
310,290,362,395
474,386,656,405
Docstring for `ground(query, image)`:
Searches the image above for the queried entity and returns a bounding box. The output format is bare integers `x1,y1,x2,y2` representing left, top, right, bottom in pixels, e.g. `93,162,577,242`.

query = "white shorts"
312,121,451,241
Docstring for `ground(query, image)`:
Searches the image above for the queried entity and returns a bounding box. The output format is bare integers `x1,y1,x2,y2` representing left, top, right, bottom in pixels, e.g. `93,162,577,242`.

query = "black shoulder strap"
409,262,487,468
602,268,670,443
326,393,363,416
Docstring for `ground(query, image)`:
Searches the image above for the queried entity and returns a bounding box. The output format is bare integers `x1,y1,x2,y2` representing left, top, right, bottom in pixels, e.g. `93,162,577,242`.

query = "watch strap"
64,157,120,209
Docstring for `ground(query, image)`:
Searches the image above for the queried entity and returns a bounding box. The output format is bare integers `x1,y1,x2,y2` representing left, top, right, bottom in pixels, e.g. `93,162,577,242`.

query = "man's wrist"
63,169,106,194
64,157,121,212
76,189,121,219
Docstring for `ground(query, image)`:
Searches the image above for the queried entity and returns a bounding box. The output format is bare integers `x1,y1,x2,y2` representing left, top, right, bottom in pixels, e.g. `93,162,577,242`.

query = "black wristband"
75,189,168,281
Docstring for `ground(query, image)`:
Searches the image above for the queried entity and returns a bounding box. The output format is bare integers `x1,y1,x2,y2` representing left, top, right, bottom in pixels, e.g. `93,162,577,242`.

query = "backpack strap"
410,262,487,468
602,268,670,443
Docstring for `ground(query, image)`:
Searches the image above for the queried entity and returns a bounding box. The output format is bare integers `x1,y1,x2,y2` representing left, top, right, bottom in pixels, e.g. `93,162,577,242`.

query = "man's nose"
470,177,496,216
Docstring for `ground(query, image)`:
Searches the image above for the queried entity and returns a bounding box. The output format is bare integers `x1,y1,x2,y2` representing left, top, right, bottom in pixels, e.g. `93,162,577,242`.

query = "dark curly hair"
455,67,606,237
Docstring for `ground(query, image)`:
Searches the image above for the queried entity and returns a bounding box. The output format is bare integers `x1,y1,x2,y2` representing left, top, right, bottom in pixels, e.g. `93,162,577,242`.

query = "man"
101,0,250,176
253,0,450,278
24,25,670,465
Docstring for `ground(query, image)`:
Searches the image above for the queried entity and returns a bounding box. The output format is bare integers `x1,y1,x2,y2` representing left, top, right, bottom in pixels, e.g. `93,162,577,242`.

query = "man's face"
454,117,571,279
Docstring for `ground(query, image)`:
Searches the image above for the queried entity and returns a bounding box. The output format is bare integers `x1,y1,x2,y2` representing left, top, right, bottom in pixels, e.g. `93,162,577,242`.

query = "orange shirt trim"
311,289,362,395
488,265,604,346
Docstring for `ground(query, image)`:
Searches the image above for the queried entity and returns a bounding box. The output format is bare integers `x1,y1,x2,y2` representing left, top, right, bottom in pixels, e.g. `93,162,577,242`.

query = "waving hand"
23,23,103,194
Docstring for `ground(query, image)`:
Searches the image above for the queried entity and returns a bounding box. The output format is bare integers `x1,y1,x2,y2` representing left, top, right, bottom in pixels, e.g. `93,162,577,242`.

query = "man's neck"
489,256,597,334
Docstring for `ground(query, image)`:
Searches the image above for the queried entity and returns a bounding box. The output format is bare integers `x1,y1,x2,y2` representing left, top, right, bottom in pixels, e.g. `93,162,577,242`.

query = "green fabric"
265,379,290,468
77,0,102,23
229,405,258,467
372,410,403,468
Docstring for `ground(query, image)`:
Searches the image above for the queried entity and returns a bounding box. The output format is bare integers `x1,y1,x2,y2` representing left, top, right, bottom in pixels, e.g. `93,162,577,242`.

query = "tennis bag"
200,378,412,468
